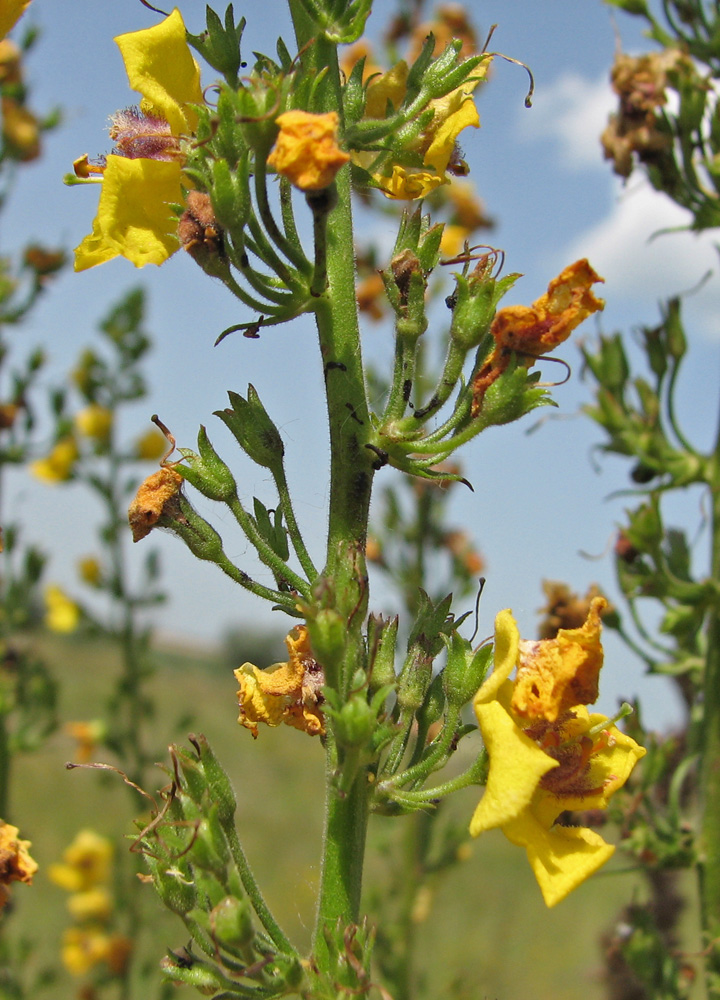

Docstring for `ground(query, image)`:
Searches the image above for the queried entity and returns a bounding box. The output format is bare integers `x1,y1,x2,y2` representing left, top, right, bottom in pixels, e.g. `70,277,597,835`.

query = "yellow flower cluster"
49,830,131,977
470,599,645,907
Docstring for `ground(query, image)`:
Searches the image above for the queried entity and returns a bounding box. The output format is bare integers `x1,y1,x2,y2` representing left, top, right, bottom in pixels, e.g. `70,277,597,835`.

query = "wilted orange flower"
0,820,37,909
235,625,325,737
537,581,609,640
406,4,478,63
471,259,604,415
267,111,350,191
127,466,182,542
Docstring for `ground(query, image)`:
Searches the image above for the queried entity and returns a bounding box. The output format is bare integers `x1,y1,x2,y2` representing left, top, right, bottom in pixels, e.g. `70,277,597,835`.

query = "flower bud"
190,734,237,827
442,632,492,708
449,268,521,351
367,614,398,693
306,609,346,689
165,496,225,562
214,385,284,470
211,895,254,950
146,856,196,915
333,692,376,749
178,426,237,503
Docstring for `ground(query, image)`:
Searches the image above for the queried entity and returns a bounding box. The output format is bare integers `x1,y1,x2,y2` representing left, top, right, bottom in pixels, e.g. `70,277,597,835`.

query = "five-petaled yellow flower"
74,9,203,270
470,598,645,907
267,111,350,191
235,625,325,738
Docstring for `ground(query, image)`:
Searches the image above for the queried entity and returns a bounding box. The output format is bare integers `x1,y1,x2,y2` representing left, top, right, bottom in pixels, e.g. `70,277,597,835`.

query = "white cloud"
518,71,616,169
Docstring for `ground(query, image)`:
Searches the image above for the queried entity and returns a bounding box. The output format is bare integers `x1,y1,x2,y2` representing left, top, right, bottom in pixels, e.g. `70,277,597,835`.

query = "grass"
3,630,704,1000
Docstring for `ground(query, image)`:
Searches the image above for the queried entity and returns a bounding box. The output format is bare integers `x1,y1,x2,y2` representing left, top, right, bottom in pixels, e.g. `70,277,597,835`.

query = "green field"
5,632,703,1000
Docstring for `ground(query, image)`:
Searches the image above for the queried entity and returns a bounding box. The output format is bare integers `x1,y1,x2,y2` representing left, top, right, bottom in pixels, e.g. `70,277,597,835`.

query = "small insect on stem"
127,415,184,543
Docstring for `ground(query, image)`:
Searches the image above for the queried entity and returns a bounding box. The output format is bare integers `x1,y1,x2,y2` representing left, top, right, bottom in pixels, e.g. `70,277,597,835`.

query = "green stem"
226,495,312,597
699,382,720,992
272,463,318,581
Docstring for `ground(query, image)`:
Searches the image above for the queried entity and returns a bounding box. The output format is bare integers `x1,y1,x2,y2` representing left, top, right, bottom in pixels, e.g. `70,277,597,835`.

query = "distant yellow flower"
30,436,78,482
77,556,102,588
134,426,167,461
267,111,350,191
2,96,40,161
0,0,31,40
74,404,113,440
65,719,106,762
235,625,325,737
0,819,38,909
61,926,112,976
472,259,605,415
44,585,80,633
470,600,645,907
49,829,113,893
67,887,113,923
74,9,203,270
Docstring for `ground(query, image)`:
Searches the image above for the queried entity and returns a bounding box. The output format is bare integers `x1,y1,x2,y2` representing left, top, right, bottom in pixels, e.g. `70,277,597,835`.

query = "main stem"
286,5,376,964
700,381,720,994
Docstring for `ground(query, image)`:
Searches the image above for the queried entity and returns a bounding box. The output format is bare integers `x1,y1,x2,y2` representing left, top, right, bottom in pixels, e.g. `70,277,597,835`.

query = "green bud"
211,895,254,950
416,671,445,731
306,609,346,688
332,692,376,749
450,269,520,351
367,614,398,693
396,650,433,714
161,953,228,994
190,734,237,827
178,426,237,503
214,385,284,469
210,154,251,232
190,815,230,876
163,495,224,562
147,856,197,915
664,297,687,361
187,6,246,83
174,745,208,804
442,633,492,708
474,356,553,429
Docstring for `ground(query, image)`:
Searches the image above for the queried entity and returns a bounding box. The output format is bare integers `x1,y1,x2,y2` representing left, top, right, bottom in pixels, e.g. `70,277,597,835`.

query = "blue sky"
5,0,719,729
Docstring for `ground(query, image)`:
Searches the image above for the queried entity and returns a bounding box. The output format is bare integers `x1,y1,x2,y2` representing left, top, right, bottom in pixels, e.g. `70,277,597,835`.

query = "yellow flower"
0,819,38,909
44,585,80,633
67,887,113,923
361,59,486,200
470,600,645,907
30,435,78,482
267,111,350,191
48,829,113,893
74,9,203,271
74,403,113,440
0,0,30,40
61,926,112,976
471,259,605,415
77,556,102,587
134,426,167,461
235,625,325,738
65,719,106,762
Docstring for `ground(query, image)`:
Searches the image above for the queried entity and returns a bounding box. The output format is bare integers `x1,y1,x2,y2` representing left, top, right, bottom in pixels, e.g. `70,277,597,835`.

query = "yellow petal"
502,808,615,907
74,155,182,270
474,608,519,705
364,60,409,119
115,8,202,135
469,699,556,836
0,0,30,41
423,90,479,173
379,164,446,200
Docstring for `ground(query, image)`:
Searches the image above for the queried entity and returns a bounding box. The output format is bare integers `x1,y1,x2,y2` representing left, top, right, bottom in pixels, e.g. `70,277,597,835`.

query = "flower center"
524,712,609,799
109,107,181,162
